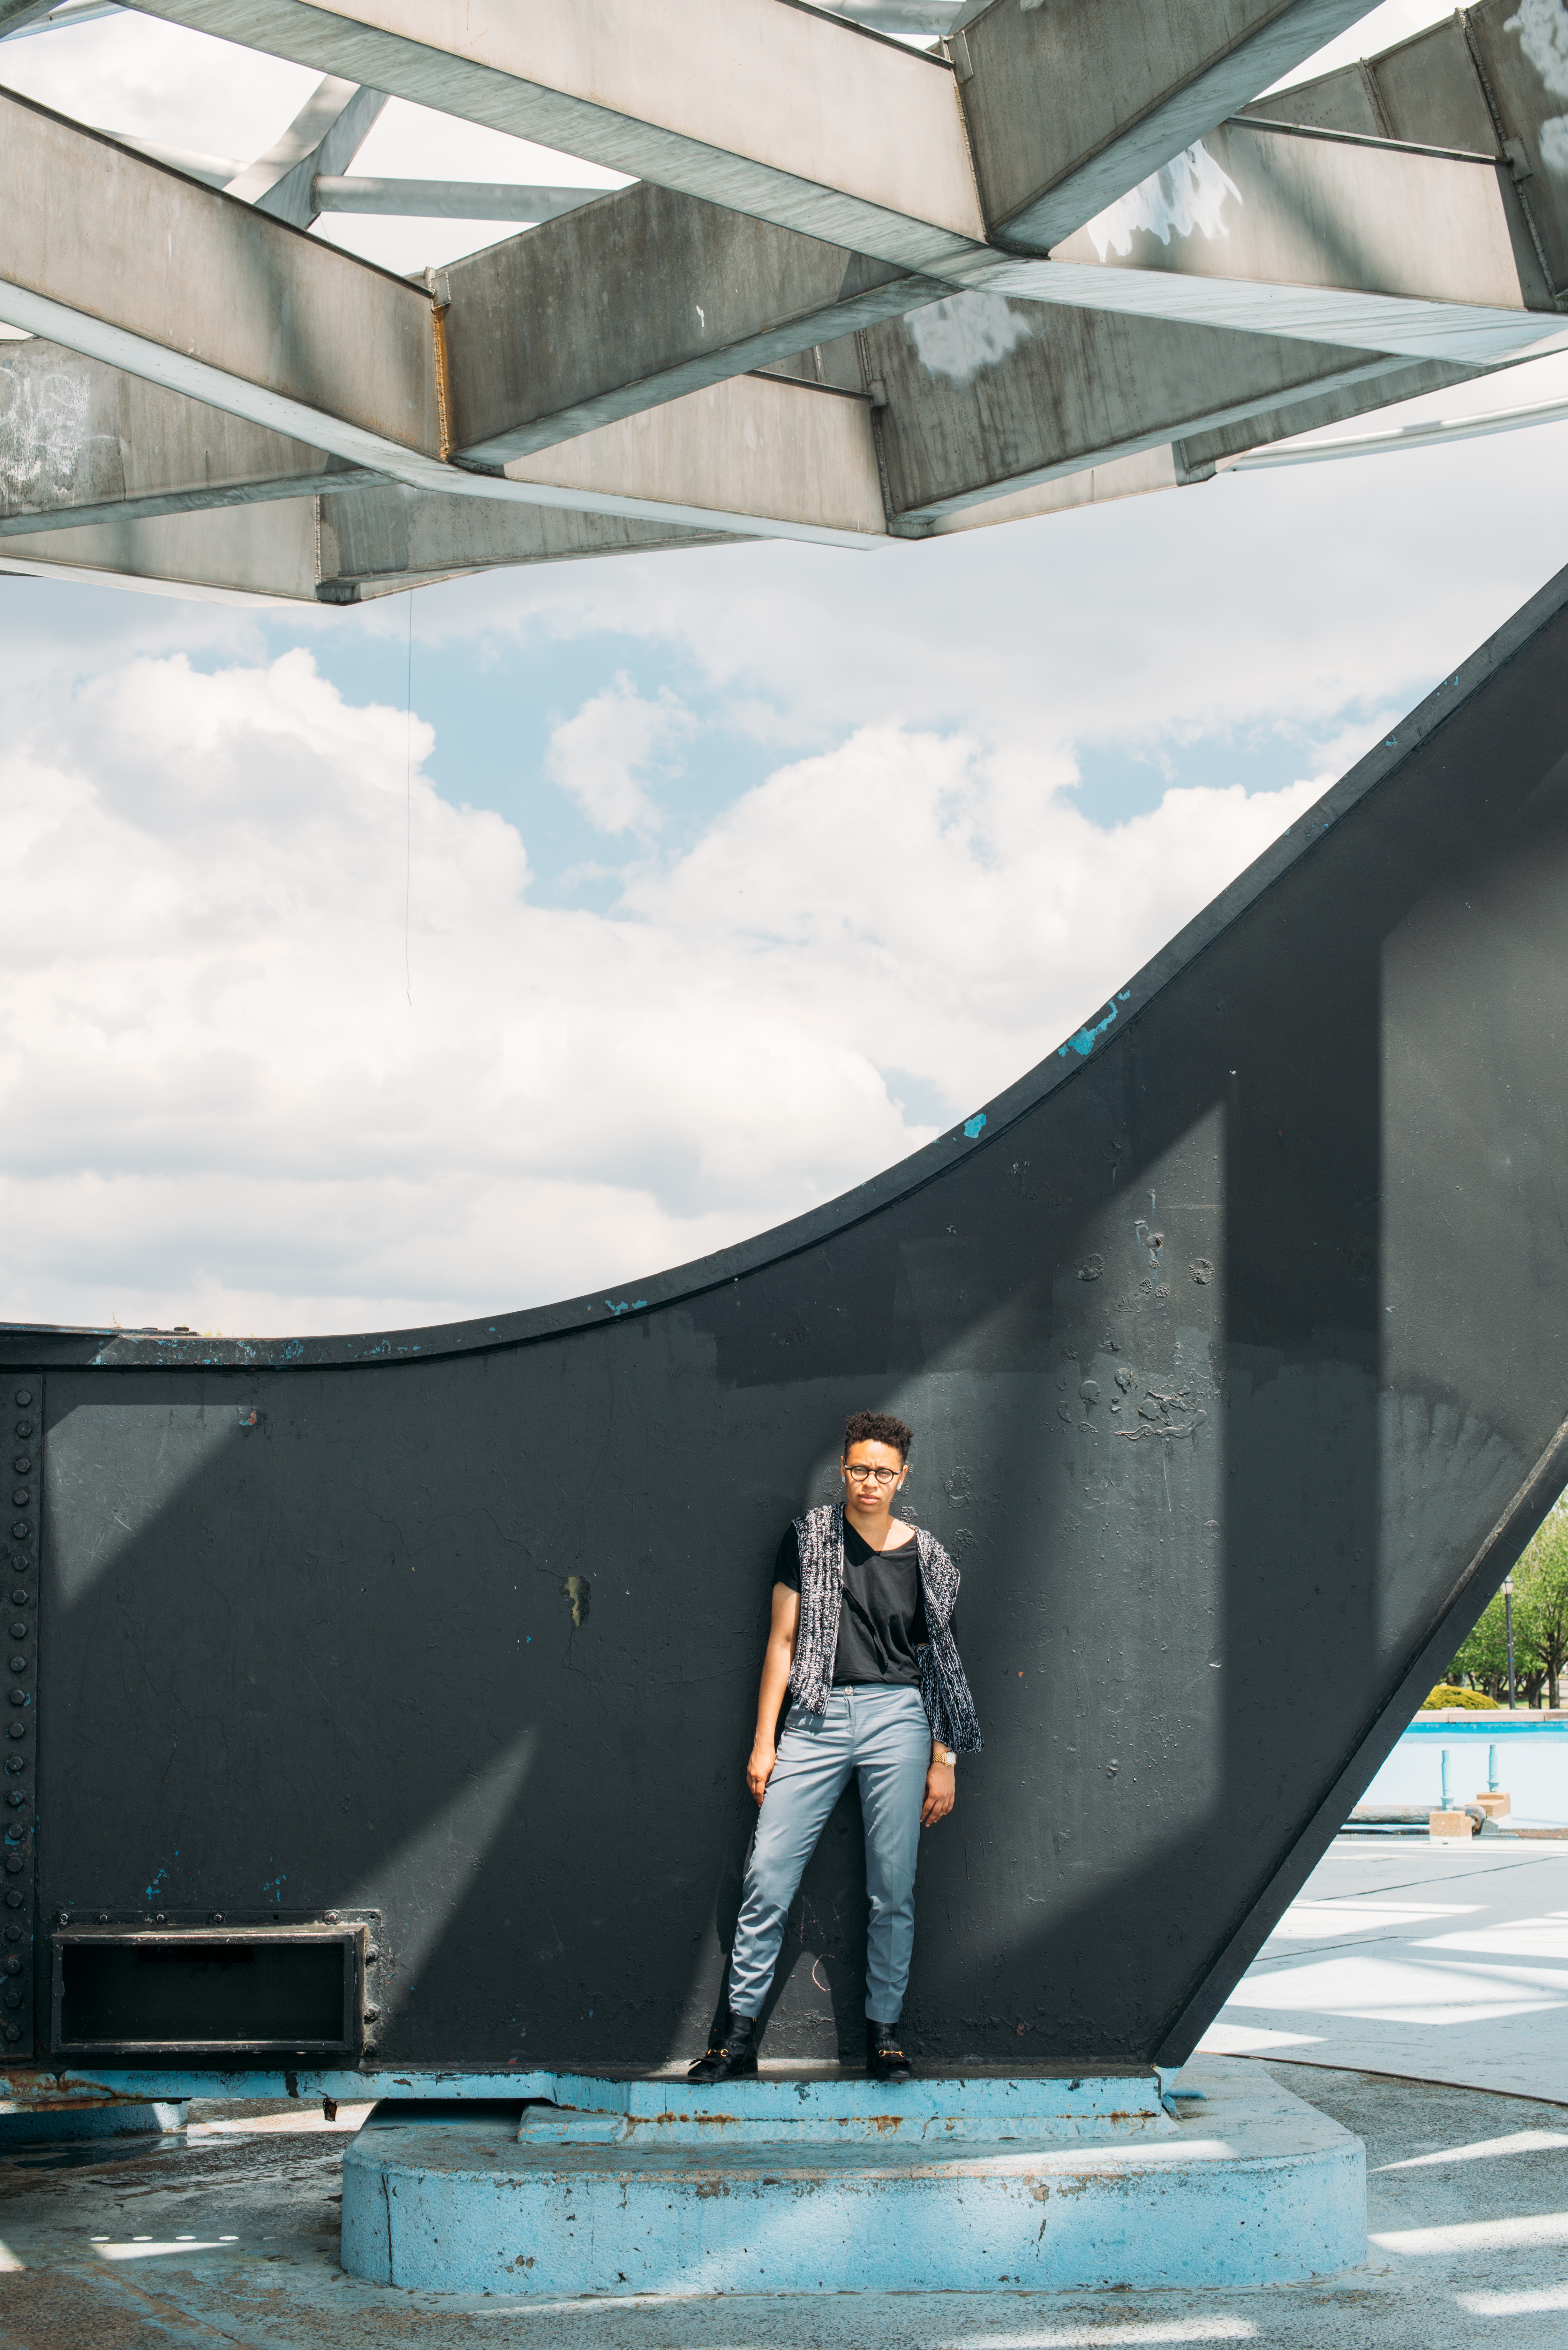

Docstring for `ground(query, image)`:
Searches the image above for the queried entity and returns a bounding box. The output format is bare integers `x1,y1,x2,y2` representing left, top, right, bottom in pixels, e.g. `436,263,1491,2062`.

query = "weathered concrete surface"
0,495,323,601
959,0,1389,250
1,2060,1565,2345
1246,0,1568,307
498,375,887,546
1033,118,1562,365
443,185,942,464
129,0,1385,274
339,2059,1363,2295
0,338,382,536
316,483,736,599
0,479,735,600
0,97,881,543
858,294,1408,527
128,0,986,269
0,88,442,481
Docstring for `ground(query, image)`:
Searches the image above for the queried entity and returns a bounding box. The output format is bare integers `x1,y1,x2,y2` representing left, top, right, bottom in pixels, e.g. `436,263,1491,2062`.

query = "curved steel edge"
5,560,1565,1377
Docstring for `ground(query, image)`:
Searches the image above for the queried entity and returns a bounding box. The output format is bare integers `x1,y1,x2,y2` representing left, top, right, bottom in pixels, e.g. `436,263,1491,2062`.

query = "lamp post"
1504,1574,1517,1711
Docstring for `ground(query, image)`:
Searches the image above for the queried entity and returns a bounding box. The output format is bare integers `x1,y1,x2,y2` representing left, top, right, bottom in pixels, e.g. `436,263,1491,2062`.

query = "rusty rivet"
9,1492,26,1510
10,1594,27,1609
8,1693,26,1708
11,1458,28,1475
7,1627,24,1642
3,1958,18,1976
10,1525,28,1542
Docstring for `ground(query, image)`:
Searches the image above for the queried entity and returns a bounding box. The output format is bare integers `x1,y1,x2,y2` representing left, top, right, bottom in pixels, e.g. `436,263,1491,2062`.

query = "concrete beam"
1001,118,1567,367
0,96,885,543
0,0,121,33
0,496,323,600
921,445,1189,537
1246,0,1568,308
312,177,600,220
0,0,63,32
860,292,1415,530
952,0,1390,249
441,183,943,464
0,479,734,601
497,374,887,545
125,0,986,272
315,480,735,601
0,90,443,462
0,337,382,536
126,0,1400,276
1173,352,1484,475
224,73,387,228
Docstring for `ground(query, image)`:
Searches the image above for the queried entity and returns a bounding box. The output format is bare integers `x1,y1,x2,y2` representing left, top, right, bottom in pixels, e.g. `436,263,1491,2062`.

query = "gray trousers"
728,1683,931,2025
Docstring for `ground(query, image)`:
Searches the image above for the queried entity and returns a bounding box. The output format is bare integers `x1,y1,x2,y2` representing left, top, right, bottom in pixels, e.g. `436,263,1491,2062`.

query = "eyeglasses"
843,1463,901,1486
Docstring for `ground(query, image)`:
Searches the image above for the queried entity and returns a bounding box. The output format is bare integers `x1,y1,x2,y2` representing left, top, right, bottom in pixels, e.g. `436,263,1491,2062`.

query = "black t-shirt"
774,1520,928,1687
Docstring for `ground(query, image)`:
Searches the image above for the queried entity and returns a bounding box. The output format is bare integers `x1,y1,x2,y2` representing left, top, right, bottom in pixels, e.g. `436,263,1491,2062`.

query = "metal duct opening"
51,1925,364,2056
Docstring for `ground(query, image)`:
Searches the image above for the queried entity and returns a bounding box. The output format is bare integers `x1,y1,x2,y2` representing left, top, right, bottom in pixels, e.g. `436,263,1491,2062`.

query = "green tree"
1450,1591,1519,1701
1517,1499,1568,1711
1454,1497,1568,1708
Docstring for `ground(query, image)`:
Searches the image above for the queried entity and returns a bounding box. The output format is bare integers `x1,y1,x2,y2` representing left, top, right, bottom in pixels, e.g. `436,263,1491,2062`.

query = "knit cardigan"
787,1501,982,1755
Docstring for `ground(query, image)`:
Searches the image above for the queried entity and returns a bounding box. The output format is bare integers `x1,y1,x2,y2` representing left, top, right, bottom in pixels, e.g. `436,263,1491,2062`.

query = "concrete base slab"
340,2057,1364,2296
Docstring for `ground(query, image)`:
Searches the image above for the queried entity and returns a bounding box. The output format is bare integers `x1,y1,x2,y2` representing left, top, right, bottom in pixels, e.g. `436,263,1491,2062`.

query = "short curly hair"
842,1409,914,1462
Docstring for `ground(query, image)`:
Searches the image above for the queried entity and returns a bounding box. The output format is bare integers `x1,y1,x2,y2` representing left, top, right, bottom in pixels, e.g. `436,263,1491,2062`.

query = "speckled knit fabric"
787,1501,982,1754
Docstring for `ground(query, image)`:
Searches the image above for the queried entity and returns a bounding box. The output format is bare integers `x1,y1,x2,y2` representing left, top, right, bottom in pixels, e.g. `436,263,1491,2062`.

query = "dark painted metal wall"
8,568,1568,2073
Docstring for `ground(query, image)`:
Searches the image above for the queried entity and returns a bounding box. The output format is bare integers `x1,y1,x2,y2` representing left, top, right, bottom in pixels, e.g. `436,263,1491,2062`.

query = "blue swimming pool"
1361,1715,1568,1822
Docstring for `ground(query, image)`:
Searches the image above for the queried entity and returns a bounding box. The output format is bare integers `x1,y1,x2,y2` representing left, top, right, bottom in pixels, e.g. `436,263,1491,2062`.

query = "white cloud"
544,672,696,833
0,647,1319,1336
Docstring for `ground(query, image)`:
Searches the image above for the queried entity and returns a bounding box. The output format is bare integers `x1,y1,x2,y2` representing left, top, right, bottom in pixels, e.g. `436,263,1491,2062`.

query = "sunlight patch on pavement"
1222,1951,1568,2024
1457,2284,1568,2313
1192,2022,1324,2052
1263,1901,1480,1940
1372,2208,1568,2253
1416,1917,1568,1959
1378,2128,1568,2170
91,2234,239,2260
187,2104,372,2138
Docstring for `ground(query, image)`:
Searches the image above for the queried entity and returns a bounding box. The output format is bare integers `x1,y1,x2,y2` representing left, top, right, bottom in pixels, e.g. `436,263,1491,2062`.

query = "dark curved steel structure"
7,565,1568,2074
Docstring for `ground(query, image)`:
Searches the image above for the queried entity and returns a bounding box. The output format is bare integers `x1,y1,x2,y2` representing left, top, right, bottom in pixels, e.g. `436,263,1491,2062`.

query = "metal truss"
4,0,1568,601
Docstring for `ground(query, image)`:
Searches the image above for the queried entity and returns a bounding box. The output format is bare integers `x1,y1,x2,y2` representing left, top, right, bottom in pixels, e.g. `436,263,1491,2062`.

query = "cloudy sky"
6,0,1568,1337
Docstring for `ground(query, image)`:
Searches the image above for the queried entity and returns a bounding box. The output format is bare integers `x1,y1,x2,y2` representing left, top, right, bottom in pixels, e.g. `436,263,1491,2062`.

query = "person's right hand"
747,1741,777,1806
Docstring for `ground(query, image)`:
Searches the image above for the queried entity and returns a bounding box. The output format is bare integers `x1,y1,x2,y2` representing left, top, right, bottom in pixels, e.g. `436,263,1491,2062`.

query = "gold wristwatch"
933,1747,957,1768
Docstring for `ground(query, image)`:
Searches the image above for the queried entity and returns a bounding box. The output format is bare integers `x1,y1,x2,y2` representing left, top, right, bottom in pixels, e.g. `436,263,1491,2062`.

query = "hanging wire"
404,590,413,1008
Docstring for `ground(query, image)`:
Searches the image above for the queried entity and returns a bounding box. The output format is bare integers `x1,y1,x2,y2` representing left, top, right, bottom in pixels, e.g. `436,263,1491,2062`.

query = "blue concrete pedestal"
339,2057,1364,2297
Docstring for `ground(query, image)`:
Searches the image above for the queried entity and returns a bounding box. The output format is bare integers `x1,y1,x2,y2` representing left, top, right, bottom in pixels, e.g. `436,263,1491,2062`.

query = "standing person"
689,1410,981,2085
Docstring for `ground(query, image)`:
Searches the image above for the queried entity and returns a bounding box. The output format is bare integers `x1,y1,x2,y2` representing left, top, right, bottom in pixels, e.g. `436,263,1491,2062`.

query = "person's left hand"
921,1762,955,1826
